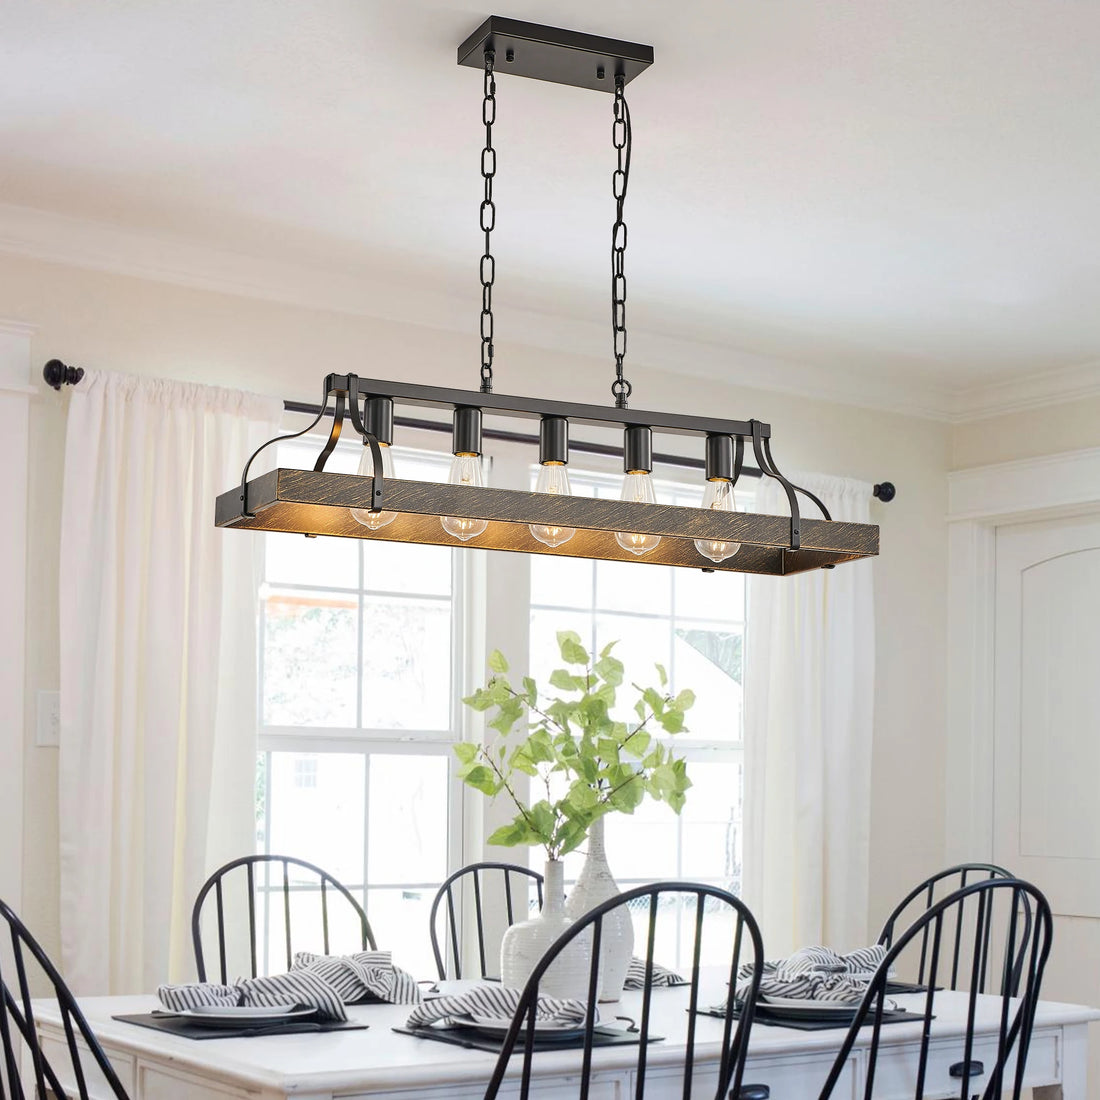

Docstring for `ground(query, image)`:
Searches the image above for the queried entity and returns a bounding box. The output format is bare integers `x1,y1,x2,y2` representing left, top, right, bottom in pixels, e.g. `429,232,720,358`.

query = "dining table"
31,985,1099,1100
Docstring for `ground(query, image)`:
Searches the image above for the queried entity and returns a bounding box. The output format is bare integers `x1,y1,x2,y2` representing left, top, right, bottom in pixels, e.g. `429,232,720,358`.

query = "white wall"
3,248,952,966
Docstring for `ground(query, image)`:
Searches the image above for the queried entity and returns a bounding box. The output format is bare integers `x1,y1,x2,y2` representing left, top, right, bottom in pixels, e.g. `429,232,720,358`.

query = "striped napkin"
293,950,421,1005
406,985,589,1029
735,944,887,1005
623,957,684,988
158,968,348,1020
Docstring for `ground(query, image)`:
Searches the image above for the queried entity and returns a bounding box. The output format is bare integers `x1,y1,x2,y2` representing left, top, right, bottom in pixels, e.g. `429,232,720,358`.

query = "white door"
993,511,1100,917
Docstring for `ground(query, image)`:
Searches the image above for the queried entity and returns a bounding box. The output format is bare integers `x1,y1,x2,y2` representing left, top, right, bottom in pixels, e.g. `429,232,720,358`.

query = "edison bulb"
615,471,662,556
440,454,489,541
694,478,741,563
529,463,575,548
350,442,397,530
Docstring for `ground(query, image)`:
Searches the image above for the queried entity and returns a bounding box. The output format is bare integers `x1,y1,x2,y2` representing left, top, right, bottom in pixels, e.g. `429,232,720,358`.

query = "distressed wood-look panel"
215,470,879,576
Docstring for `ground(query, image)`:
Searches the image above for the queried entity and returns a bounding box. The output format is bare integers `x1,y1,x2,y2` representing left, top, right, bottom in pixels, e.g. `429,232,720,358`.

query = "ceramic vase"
500,858,595,1000
564,815,634,1002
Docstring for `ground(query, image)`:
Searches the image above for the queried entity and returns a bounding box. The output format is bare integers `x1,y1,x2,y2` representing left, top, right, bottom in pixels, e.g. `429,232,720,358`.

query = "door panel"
994,513,1100,918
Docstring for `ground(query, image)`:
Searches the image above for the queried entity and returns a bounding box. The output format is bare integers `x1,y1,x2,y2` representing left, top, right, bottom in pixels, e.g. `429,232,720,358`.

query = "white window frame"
255,424,751,928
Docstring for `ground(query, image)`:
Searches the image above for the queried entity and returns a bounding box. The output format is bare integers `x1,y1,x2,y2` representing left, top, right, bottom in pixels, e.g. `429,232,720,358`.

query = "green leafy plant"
455,631,694,861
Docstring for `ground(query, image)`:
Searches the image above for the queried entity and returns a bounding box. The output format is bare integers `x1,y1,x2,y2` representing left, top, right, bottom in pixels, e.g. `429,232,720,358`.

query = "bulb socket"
452,406,483,456
623,425,653,474
539,416,569,465
705,434,735,481
363,396,394,446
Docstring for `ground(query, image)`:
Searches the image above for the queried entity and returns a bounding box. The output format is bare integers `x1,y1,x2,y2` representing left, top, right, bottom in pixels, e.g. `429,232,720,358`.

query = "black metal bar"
579,916,602,1100
473,869,487,978
446,888,461,979
635,892,658,1100
13,932,46,1099
246,862,258,978
41,361,896,497
307,405,769,477
62,1005,90,1100
282,860,293,972
321,880,331,955
214,878,226,984
960,889,986,1099
912,913,943,1100
682,895,705,1100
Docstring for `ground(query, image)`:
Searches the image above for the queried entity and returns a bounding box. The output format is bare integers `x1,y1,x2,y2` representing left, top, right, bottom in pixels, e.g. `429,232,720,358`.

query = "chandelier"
214,17,879,576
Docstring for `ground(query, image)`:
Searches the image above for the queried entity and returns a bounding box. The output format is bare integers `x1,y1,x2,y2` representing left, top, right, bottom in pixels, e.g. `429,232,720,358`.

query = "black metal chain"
479,50,497,394
611,73,632,409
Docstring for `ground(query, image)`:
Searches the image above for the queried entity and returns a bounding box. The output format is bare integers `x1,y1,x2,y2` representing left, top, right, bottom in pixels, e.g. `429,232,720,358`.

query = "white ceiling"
3,0,1100,418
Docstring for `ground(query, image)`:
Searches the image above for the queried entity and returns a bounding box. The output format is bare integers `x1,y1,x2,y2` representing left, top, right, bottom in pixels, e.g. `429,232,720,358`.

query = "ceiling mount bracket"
457,17,653,93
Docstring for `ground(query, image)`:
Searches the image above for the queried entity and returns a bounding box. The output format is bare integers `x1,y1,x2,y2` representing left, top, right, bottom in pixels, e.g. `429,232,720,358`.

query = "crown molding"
948,359,1100,423
8,201,1097,424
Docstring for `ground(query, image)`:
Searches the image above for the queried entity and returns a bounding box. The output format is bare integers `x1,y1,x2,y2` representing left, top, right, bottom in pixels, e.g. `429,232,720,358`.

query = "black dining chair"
877,863,1032,994
192,854,376,982
0,897,131,1099
429,861,544,980
484,881,768,1100
820,877,1053,1100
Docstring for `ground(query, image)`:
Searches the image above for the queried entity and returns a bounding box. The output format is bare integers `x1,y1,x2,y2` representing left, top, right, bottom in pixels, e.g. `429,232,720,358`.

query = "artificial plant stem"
479,746,542,842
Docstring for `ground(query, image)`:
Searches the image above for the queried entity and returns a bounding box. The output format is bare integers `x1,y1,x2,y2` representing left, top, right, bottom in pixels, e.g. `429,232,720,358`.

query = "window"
256,439,463,977
256,435,748,974
528,467,746,965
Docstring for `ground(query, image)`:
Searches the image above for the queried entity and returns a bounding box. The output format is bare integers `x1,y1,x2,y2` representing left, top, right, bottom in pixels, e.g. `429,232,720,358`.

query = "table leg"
1035,1023,1090,1100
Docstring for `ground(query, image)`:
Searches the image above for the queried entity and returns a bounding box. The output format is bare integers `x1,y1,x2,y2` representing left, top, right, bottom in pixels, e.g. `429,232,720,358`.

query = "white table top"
35,989,1100,1096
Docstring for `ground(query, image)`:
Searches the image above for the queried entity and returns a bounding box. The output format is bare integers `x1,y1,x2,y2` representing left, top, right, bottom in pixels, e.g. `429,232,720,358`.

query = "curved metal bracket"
762,436,832,522
313,392,345,472
750,421,802,551
732,435,745,487
237,376,333,518
236,373,387,519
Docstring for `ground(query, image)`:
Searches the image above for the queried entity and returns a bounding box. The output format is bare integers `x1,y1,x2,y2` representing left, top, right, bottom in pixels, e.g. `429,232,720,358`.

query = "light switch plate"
36,690,60,747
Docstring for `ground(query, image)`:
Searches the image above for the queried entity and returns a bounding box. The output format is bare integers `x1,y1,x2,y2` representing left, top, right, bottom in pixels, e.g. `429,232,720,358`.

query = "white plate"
452,1015,589,1041
761,996,860,1012
175,1005,317,1028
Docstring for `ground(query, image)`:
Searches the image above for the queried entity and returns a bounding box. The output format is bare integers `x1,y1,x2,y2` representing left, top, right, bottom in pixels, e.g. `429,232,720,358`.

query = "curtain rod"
43,360,896,501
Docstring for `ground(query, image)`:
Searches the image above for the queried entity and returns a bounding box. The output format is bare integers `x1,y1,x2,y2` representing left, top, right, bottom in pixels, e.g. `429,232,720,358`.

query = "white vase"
564,815,634,1002
500,859,595,1000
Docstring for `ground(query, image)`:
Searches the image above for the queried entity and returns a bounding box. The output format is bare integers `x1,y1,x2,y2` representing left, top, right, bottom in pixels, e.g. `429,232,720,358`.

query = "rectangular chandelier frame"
214,374,879,577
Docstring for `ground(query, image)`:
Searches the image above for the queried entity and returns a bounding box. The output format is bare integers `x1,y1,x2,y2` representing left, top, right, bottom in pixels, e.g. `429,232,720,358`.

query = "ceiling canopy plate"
457,16,653,92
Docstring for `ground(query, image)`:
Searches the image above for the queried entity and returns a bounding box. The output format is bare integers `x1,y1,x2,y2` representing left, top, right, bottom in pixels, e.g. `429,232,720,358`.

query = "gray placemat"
393,1024,661,1054
113,1012,369,1040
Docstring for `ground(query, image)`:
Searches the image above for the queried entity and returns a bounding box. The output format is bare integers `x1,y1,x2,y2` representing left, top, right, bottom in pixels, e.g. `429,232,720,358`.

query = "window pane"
367,755,449,885
596,559,671,616
595,613,672,721
266,531,358,589
676,568,744,622
366,887,436,978
263,589,358,727
673,625,743,741
679,760,743,893
530,554,593,610
267,752,365,884
530,608,595,683
257,885,371,973
603,800,680,881
364,540,452,597
361,596,451,730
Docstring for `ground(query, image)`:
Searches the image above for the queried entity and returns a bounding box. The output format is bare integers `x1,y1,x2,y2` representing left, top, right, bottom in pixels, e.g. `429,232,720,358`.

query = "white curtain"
742,473,875,957
59,371,282,994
